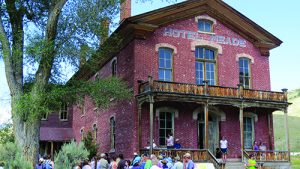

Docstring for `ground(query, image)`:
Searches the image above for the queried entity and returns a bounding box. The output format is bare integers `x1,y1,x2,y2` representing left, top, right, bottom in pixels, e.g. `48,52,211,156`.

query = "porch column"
50,141,54,159
239,104,244,161
284,108,290,161
204,102,209,149
138,103,142,152
282,88,290,161
149,95,154,154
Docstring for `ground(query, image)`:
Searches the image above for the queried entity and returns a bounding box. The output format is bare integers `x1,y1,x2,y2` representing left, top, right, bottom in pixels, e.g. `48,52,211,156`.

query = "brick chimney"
120,0,131,22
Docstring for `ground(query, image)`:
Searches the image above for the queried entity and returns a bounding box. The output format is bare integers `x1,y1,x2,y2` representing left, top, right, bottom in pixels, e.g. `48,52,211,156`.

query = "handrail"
244,150,290,162
207,149,225,169
138,80,287,102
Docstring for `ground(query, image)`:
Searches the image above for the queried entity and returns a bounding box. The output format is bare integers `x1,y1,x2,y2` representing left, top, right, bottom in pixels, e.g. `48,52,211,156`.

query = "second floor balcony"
137,79,288,108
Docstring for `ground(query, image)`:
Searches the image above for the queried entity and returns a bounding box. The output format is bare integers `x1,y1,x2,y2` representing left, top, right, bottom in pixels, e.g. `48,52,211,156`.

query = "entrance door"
198,112,219,155
209,121,219,155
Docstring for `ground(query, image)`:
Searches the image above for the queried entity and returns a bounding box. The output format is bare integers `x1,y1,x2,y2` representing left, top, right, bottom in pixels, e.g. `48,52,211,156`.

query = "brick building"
40,0,291,167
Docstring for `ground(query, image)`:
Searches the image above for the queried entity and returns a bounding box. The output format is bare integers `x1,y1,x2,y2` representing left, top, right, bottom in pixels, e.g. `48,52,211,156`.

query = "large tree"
0,0,131,165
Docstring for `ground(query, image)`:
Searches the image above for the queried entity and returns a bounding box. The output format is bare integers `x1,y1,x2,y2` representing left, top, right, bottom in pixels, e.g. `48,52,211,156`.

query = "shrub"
0,142,32,169
54,140,89,169
83,131,98,160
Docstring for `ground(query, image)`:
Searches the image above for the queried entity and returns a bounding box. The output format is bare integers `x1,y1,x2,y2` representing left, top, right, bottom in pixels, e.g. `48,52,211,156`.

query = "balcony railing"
244,150,290,162
138,80,287,102
140,148,225,169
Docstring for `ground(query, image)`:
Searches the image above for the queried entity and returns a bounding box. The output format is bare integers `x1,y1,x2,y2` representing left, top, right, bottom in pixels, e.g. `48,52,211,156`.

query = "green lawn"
291,156,300,169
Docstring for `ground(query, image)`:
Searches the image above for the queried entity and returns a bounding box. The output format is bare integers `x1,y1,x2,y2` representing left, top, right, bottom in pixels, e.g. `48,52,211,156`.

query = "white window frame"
158,112,174,146
59,103,68,121
244,116,254,149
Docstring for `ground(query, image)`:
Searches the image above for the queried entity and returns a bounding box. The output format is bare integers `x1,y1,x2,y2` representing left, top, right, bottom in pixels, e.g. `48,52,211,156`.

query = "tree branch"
0,10,20,96
35,0,67,89
5,0,25,93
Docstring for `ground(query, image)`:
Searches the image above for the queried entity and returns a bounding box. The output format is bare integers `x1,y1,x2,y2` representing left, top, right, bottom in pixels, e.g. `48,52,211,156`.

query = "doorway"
197,111,219,155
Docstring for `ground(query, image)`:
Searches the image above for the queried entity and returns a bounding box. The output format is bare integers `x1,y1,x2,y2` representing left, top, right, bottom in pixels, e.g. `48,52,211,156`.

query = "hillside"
273,88,300,152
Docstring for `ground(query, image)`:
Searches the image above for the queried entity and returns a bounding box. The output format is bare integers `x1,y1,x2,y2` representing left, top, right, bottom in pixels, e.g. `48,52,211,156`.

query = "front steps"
195,159,292,169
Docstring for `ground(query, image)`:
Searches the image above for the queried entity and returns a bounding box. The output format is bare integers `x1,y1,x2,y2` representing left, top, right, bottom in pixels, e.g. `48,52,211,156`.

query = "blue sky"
1,0,300,123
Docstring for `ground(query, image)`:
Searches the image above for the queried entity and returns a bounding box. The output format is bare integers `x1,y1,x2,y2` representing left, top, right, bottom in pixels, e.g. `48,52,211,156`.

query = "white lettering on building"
163,28,247,47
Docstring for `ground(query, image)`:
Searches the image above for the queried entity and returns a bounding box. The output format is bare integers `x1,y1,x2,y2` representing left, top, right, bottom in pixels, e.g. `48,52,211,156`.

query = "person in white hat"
35,158,44,169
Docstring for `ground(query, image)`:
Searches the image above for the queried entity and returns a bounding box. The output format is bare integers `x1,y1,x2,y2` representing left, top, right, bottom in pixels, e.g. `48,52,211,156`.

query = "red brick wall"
72,42,137,157
133,16,271,90
41,111,73,128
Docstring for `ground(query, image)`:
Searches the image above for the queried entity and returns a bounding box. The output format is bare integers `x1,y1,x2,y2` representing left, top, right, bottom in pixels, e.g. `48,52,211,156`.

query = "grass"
291,156,300,169
273,89,300,152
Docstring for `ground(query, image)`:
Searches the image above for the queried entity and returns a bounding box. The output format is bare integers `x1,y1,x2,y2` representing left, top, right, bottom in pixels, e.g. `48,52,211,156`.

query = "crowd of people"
34,136,267,169
73,152,195,169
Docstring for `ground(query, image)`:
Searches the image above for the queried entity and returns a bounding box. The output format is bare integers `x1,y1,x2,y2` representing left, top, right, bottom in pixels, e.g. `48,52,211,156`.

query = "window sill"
197,31,215,35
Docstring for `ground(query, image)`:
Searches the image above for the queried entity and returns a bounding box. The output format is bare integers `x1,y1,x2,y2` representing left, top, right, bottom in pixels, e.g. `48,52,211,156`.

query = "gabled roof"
118,0,281,53
73,0,282,80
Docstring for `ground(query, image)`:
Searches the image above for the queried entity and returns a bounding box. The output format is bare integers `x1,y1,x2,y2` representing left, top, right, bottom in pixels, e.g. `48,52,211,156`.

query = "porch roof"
40,127,74,141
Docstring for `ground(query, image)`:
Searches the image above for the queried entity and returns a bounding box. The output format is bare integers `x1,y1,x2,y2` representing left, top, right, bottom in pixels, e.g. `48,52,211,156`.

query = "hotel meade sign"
163,28,247,47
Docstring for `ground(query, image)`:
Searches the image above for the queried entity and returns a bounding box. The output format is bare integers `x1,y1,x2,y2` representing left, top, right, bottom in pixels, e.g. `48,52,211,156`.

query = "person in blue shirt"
174,139,181,149
183,153,194,169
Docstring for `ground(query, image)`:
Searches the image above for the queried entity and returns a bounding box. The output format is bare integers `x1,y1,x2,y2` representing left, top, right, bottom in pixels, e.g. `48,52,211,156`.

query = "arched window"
112,59,117,76
158,48,173,81
198,19,213,33
93,123,97,141
239,57,251,89
110,117,116,149
195,47,216,85
80,128,85,140
59,102,68,121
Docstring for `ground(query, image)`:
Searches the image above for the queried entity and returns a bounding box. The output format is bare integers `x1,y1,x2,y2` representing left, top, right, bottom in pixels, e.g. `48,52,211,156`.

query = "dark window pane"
166,129,172,135
166,121,172,128
160,120,165,128
159,129,165,137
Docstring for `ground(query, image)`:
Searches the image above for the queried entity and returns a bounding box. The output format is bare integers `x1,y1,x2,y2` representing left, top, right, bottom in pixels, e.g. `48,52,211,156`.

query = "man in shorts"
220,136,228,162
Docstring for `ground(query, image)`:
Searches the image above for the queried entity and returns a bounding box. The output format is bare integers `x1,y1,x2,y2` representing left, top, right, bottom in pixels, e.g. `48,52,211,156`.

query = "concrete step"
224,162,245,169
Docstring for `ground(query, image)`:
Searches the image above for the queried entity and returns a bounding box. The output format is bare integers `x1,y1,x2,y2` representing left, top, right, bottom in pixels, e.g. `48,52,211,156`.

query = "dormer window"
198,19,213,33
195,15,216,34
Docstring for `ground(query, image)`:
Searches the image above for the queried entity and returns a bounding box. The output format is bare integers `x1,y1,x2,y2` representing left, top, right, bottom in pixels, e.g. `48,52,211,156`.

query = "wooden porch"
136,77,291,167
140,148,225,169
139,149,290,169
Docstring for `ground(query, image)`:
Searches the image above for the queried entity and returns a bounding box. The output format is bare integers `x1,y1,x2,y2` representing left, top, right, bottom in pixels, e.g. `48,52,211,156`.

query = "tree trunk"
11,95,40,166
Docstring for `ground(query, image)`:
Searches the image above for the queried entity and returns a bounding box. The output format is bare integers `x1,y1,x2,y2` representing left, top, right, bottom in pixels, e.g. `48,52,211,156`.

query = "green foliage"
83,131,98,160
54,140,89,169
16,77,132,122
292,156,300,169
0,122,14,144
0,142,32,169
